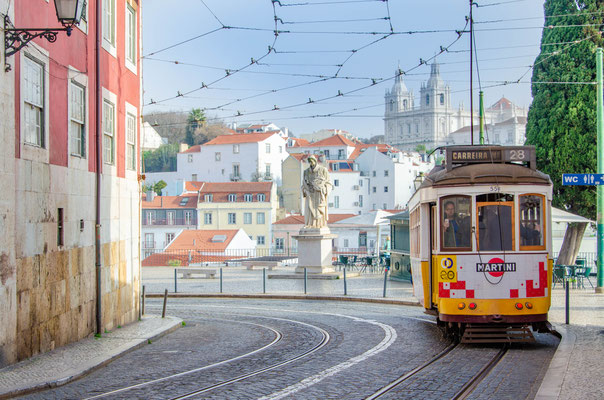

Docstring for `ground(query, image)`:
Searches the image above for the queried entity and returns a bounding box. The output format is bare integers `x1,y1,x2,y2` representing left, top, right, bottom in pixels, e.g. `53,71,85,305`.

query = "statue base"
293,227,337,274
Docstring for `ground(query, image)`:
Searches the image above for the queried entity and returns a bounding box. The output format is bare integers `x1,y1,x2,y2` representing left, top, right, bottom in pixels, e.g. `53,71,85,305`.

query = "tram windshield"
477,194,514,251
441,196,472,250
519,194,544,248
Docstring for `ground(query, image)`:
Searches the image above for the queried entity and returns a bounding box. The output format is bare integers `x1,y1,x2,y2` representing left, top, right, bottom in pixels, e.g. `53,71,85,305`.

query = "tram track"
84,315,330,400
366,342,509,400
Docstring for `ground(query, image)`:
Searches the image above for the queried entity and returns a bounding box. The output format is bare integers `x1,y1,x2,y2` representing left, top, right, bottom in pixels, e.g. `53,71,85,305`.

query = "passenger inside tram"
442,199,471,248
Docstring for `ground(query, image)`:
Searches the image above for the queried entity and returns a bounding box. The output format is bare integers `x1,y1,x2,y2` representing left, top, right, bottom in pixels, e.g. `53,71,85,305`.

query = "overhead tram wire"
145,18,469,121
146,1,283,106
474,0,528,7
277,0,386,6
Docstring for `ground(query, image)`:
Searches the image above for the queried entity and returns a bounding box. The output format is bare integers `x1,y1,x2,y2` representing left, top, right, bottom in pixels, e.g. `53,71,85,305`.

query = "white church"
384,63,528,151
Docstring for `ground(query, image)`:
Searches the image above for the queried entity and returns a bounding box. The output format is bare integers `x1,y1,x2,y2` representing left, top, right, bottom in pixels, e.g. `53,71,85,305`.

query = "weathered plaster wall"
0,0,17,368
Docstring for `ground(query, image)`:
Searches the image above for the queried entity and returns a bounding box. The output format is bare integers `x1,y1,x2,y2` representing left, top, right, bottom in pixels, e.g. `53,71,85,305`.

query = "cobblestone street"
17,299,558,400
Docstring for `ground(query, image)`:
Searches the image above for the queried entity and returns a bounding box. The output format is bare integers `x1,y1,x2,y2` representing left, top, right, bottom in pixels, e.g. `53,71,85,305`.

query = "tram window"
477,196,514,251
440,196,472,250
520,194,544,249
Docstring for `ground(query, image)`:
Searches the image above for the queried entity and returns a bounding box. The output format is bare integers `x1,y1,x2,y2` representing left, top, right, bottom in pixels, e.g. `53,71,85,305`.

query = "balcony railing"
143,218,196,226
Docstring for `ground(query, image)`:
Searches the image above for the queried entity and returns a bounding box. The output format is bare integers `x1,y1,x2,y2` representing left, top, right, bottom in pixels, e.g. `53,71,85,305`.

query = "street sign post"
562,173,604,186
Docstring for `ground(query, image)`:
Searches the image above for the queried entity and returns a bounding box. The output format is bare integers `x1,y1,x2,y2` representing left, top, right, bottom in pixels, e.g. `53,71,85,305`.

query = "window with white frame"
167,211,174,225
125,3,136,68
265,143,271,153
384,170,389,177
279,145,283,153
359,195,363,207
23,55,45,147
257,236,265,245
244,212,252,224
244,194,253,202
275,238,284,250
233,163,240,177
228,213,236,224
204,194,213,202
126,112,136,170
188,154,193,163
228,193,237,202
185,211,192,225
146,211,155,225
265,164,271,176
102,0,116,49
166,232,175,245
191,174,197,181
215,152,221,161
233,144,239,153
257,193,266,202
257,212,265,224
334,196,340,208
204,212,212,224
102,99,115,164
69,81,85,156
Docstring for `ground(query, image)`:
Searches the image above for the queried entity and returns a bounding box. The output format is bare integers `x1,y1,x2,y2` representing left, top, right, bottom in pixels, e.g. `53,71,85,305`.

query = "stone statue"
302,155,333,229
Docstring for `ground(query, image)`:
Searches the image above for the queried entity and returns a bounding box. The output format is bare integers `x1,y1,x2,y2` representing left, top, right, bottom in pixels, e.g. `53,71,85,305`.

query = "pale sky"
142,0,546,138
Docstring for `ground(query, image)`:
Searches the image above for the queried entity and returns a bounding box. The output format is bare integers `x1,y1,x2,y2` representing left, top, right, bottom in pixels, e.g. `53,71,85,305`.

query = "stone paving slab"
0,315,182,399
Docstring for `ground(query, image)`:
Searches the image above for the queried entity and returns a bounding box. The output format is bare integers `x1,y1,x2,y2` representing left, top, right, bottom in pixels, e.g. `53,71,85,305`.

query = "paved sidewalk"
536,288,604,400
0,315,182,399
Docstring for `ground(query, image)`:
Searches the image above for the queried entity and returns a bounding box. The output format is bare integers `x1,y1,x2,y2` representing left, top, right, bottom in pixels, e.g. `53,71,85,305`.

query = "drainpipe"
95,0,103,334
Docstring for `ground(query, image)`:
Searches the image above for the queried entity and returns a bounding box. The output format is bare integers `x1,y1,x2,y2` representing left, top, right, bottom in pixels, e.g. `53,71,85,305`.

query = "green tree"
142,143,179,172
526,0,603,220
185,108,206,145
526,0,602,263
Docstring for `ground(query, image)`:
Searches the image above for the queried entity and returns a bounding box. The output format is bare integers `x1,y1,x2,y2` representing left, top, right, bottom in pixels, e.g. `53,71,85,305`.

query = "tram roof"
419,162,551,188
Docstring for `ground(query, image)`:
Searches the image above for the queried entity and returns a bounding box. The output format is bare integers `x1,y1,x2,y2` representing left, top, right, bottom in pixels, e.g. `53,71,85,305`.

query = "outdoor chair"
552,265,566,289
578,267,594,289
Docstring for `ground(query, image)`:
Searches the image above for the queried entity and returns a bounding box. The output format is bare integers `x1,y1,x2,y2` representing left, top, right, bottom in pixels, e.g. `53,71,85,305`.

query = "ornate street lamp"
413,172,425,191
4,0,85,58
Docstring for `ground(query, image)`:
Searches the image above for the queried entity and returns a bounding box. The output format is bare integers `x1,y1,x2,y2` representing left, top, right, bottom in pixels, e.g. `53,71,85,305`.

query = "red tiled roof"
166,230,240,251
488,97,514,110
142,195,198,209
289,153,310,161
199,182,272,202
274,213,356,225
181,145,202,154
185,181,204,192
204,133,275,145
349,143,400,159
290,138,310,147
309,134,357,147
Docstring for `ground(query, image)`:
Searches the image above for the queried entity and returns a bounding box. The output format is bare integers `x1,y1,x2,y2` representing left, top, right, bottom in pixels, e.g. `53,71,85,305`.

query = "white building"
232,122,288,138
141,121,167,152
282,136,433,214
384,63,528,151
146,133,288,190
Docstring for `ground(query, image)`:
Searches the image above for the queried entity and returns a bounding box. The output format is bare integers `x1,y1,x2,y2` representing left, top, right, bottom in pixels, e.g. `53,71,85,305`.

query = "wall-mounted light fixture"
4,0,85,59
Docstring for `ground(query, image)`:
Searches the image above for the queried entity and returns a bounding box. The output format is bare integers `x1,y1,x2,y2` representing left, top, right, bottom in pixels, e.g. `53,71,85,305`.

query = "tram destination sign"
445,146,536,171
562,173,604,186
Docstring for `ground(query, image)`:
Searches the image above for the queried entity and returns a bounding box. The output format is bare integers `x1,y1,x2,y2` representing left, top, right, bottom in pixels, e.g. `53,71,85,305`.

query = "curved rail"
169,317,330,400
365,342,459,400
451,345,509,400
84,318,284,399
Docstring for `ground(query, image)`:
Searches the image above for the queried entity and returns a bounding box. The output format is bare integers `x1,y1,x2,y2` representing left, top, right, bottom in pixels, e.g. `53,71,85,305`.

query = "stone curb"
145,292,423,307
534,325,574,400
0,315,183,400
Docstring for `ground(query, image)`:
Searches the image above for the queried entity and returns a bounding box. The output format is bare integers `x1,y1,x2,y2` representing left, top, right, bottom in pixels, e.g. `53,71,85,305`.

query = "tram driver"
443,200,470,248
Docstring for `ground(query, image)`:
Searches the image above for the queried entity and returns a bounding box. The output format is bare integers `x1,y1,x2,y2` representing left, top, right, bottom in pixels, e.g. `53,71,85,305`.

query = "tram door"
429,203,436,309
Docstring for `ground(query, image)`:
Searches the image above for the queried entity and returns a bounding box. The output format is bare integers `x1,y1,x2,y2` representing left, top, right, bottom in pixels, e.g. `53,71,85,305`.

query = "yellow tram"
408,145,553,342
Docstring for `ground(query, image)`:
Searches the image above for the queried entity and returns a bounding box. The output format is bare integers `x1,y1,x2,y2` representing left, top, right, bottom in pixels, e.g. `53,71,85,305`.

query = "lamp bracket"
4,15,71,58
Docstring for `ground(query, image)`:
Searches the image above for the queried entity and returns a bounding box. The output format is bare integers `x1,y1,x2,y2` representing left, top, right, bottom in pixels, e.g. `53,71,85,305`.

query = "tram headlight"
458,302,466,310
525,302,533,310
469,303,477,310
515,302,524,310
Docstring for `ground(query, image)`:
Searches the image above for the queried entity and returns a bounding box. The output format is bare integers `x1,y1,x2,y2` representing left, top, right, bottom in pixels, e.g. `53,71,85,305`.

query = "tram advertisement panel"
437,253,548,299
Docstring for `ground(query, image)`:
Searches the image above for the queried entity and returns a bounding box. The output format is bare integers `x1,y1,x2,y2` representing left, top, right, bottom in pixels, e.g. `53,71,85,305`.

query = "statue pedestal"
293,227,337,274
